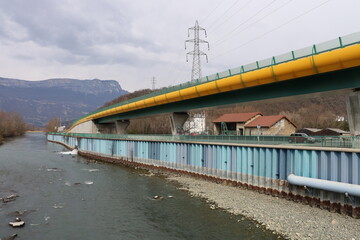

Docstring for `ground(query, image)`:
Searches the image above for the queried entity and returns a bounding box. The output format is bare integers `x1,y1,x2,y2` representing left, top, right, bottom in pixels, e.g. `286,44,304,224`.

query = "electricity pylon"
151,76,156,90
185,20,210,81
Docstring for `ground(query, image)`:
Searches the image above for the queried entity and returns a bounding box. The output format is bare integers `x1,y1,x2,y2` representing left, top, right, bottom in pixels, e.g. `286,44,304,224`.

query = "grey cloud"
0,0,163,66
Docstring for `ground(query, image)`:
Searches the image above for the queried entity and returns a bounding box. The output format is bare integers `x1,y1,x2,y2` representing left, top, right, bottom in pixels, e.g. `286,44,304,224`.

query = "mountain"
0,77,128,126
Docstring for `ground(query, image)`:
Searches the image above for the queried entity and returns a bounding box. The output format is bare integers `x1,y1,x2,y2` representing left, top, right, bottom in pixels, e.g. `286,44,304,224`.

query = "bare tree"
45,118,60,132
0,110,25,138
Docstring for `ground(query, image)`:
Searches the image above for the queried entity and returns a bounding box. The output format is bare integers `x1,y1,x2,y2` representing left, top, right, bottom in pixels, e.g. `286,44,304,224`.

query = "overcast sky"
0,0,359,91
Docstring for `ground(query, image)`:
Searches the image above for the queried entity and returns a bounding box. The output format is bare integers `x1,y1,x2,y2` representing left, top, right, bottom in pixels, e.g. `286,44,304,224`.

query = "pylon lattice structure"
185,20,210,81
151,76,156,90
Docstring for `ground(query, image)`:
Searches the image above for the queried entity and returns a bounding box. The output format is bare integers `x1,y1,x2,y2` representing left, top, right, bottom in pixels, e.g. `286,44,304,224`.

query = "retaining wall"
47,134,360,218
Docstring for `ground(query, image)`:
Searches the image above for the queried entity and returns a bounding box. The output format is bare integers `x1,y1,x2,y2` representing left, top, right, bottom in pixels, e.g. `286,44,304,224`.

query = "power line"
206,0,243,31
213,0,278,45
212,0,331,60
207,0,252,33
167,48,190,86
151,76,156,90
200,0,227,24
215,0,293,46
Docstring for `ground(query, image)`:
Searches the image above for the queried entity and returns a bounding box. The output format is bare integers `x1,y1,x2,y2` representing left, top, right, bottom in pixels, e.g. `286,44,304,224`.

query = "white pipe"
287,174,360,197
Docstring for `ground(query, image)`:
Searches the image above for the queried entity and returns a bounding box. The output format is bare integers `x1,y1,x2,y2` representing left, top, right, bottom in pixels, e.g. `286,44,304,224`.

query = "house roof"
322,128,349,134
213,112,262,123
299,128,321,132
245,115,296,128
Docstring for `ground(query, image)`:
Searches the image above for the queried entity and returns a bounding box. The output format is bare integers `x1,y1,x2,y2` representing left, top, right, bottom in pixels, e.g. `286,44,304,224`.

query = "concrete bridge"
68,32,360,135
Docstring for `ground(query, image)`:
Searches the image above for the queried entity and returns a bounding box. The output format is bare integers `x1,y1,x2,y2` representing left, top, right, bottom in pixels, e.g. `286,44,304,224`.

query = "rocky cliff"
0,77,128,126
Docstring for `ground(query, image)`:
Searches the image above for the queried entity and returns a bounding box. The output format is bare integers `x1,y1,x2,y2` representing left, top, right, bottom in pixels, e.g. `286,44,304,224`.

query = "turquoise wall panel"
48,134,360,187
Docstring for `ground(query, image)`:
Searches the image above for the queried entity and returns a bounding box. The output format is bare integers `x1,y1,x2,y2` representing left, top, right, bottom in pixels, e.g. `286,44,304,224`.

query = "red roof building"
212,112,262,135
212,113,296,136
245,115,296,128
213,112,262,123
244,115,296,136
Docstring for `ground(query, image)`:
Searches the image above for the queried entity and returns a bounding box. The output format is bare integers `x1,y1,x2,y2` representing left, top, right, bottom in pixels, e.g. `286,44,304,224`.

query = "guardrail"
50,132,360,149
71,32,360,126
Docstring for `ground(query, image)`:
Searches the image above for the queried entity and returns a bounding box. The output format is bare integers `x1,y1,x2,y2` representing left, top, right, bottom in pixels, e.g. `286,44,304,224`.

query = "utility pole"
185,20,210,81
151,76,156,90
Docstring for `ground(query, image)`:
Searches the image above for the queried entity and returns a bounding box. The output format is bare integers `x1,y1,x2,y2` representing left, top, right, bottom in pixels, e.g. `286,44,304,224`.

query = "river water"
0,133,281,239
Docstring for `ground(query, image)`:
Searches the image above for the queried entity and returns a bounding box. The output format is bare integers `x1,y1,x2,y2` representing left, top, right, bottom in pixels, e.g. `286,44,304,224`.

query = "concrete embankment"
167,174,360,240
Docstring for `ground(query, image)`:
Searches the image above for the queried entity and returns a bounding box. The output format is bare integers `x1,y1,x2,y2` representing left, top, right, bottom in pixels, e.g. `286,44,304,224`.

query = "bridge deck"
68,33,360,131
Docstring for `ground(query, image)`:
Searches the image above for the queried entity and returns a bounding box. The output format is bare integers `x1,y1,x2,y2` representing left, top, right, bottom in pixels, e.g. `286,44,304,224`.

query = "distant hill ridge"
0,77,128,126
0,77,122,95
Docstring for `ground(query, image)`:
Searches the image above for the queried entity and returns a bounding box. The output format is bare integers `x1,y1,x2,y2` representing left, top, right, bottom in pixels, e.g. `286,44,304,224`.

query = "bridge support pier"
346,91,360,135
115,120,130,134
170,112,189,135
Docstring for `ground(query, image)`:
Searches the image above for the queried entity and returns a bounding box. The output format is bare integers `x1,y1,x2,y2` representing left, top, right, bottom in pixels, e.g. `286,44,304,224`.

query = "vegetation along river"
0,133,282,239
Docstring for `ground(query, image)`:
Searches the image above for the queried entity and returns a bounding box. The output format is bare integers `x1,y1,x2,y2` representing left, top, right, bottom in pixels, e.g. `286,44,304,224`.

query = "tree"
45,118,60,132
0,110,25,138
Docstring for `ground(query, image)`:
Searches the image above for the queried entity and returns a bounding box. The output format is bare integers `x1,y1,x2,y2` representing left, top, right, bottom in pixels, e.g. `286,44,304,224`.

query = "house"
244,115,297,136
183,113,206,134
315,128,350,136
212,112,296,136
212,112,262,135
297,128,321,136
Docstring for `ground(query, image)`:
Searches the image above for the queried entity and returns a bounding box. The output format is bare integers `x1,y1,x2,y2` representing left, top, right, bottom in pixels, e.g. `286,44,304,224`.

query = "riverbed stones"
331,219,338,225
153,195,164,200
167,175,360,240
1,234,18,240
9,218,25,228
7,209,35,217
1,194,19,203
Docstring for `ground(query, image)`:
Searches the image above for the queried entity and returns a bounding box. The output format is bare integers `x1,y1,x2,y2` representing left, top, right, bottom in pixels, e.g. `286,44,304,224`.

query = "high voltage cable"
208,0,252,33
168,48,191,86
206,0,244,31
212,0,331,60
200,0,226,24
215,0,293,46
213,0,278,44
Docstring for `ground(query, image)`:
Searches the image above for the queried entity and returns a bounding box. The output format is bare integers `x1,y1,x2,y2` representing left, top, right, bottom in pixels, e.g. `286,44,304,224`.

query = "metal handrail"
49,132,360,149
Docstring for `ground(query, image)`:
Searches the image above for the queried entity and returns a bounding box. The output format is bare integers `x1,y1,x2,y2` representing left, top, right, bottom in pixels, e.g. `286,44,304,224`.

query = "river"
0,133,282,239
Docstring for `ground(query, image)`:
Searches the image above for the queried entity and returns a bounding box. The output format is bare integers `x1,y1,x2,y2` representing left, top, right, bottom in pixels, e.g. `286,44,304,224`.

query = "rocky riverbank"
166,174,359,240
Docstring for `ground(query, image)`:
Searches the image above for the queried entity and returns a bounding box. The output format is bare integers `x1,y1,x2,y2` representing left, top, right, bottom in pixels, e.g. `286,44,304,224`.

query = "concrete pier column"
346,91,360,135
170,112,189,135
115,120,130,134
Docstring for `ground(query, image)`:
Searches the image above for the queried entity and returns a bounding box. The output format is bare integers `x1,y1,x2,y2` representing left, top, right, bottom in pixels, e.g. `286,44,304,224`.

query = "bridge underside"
95,66,360,124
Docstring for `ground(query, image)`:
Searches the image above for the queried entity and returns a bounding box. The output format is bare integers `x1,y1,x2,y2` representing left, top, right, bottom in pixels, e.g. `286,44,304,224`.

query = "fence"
50,132,360,149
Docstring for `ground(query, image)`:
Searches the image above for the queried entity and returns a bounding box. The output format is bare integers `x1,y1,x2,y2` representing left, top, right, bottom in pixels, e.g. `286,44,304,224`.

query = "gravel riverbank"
166,174,359,240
